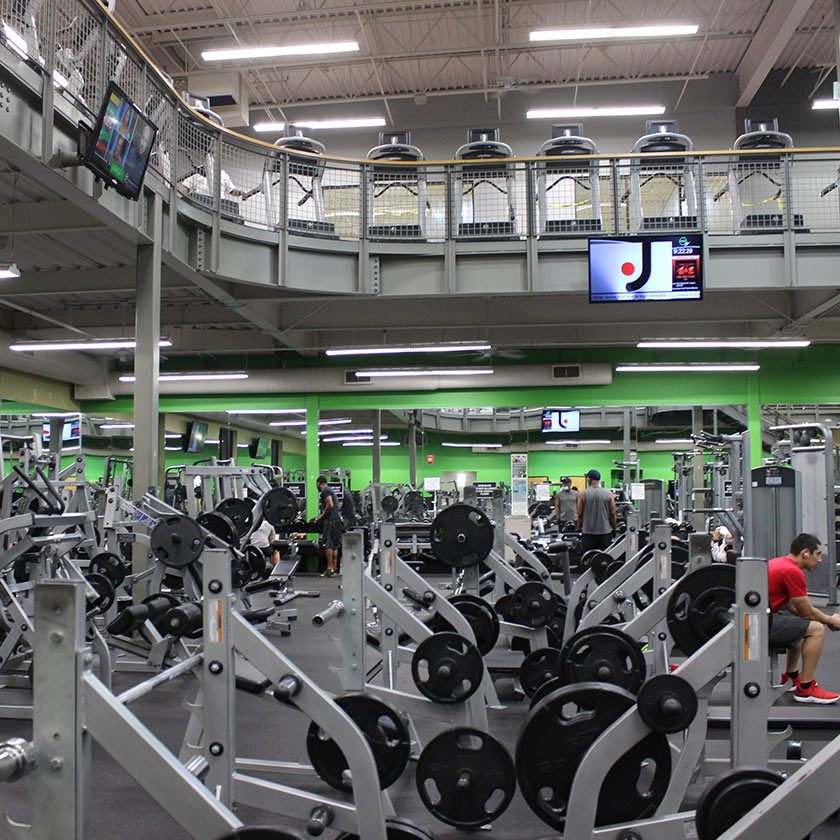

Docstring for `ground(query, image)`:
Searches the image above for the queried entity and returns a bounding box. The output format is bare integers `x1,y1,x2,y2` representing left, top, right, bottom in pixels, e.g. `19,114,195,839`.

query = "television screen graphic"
541,409,581,433
186,421,208,453
85,81,158,201
588,235,703,303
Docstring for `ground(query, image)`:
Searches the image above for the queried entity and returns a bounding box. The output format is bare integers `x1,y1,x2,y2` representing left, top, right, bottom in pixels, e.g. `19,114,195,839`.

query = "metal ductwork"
0,332,106,389
81,363,612,400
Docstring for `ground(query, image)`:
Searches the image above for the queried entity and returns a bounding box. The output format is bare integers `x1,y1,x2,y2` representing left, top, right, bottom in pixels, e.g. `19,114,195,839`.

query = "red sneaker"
794,681,840,704
779,673,801,692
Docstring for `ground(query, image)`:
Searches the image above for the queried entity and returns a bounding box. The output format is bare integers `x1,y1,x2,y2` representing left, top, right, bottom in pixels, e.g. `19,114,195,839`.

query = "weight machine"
366,130,427,239
453,128,517,238
535,123,603,235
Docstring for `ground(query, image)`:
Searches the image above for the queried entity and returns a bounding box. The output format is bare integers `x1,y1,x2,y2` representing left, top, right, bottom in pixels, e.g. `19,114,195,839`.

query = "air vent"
209,94,237,107
345,370,371,385
553,365,581,379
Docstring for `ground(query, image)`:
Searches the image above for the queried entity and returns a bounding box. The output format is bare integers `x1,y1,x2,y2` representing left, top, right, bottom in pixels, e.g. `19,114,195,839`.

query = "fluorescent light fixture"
119,372,248,382
616,363,760,373
300,427,374,436
813,99,840,110
344,441,401,447
11,338,172,351
356,368,494,378
530,24,698,42
637,339,810,349
441,442,504,449
202,41,359,62
227,408,306,415
204,438,220,445
0,263,21,280
164,445,183,451
322,435,387,443
270,420,307,427
33,412,78,418
654,438,695,445
164,433,184,440
254,117,386,132
326,342,491,356
100,423,135,430
545,439,612,445
237,443,250,448
318,418,353,425
527,105,665,119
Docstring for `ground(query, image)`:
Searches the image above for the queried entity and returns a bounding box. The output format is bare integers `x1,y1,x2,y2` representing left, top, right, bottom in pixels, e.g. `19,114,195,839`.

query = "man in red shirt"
768,533,840,704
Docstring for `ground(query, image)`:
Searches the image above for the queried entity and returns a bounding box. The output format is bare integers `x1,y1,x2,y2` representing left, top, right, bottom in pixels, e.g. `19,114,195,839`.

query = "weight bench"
234,655,272,694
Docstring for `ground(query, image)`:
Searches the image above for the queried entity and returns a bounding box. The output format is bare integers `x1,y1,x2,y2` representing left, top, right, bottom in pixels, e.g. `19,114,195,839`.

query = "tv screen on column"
588,234,703,303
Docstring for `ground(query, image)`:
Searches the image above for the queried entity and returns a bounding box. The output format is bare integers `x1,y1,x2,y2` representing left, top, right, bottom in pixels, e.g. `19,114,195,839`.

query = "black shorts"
769,612,809,648
581,533,613,554
322,520,343,550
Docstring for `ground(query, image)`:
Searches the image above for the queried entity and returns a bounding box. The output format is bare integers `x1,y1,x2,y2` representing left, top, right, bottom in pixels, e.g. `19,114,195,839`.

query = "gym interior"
2,1,840,839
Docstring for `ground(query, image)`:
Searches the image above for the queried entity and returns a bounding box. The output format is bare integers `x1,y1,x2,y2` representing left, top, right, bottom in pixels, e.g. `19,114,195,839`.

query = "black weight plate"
494,594,515,622
509,582,560,628
246,544,269,581
520,647,564,698
381,495,399,515
637,674,698,734
560,627,646,694
588,551,616,585
529,676,567,709
89,551,127,587
215,497,254,538
306,694,410,793
85,572,115,614
411,632,483,704
197,510,239,547
337,818,440,840
516,682,671,831
430,504,494,569
516,565,544,583
231,556,251,589
262,487,300,530
150,515,204,569
403,491,425,519
695,767,791,840
415,728,516,829
445,595,500,656
666,564,735,655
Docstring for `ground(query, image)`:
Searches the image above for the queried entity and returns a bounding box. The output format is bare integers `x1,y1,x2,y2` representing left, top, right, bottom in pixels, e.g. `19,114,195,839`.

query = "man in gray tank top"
577,469,617,554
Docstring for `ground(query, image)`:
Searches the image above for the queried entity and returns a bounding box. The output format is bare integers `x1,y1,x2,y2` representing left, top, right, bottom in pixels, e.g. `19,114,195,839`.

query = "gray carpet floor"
1,575,839,839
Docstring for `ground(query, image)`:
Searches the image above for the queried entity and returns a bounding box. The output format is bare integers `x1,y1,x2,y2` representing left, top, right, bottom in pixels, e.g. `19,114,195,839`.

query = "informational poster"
630,483,646,501
327,481,344,500
534,483,551,502
424,476,441,491
284,482,306,500
511,453,528,516
473,481,498,498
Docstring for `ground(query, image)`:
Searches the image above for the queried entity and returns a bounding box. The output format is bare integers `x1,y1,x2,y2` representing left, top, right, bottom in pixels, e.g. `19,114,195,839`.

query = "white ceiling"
115,0,837,115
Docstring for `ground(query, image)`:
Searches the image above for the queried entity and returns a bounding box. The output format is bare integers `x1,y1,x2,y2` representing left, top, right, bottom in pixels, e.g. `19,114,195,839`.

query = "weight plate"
411,632,484,704
666,564,735,655
262,487,300,530
430,595,500,656
215,497,254,538
509,582,561,628
494,594,515,622
560,627,646,695
516,682,671,831
307,694,410,793
529,676,566,709
695,767,789,840
197,510,239,547
245,544,269,581
403,491,425,519
337,818,440,840
637,674,698,734
415,728,516,829
430,504,494,569
516,565,544,583
150,515,204,569
89,551,127,587
85,572,115,615
634,540,690,609
231,556,251,589
381,495,399,515
588,551,616,585
520,647,564,698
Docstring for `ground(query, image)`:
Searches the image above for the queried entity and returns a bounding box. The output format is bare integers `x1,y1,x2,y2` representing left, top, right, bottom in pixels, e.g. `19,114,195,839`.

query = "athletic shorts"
769,611,809,648
322,520,343,550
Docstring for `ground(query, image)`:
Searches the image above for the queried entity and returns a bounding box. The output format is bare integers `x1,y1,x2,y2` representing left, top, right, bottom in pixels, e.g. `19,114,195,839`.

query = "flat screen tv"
588,234,703,303
251,437,270,460
42,418,81,448
85,80,158,201
541,409,580,433
186,421,208,453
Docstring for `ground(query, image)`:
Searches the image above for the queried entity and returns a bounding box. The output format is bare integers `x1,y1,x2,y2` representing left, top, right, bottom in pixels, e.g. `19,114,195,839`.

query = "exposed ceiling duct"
0,331,106,389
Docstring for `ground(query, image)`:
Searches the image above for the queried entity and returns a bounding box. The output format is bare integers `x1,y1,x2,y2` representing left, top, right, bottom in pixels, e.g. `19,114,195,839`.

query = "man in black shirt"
315,475,343,577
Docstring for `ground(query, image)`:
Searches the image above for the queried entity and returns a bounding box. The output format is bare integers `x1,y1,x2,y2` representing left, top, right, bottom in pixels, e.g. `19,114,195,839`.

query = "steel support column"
305,395,320,521
372,409,381,483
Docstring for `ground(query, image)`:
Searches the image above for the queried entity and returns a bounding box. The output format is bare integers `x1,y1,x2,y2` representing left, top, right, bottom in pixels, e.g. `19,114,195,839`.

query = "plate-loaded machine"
453,128,517,238
534,123,602,235
365,131,427,240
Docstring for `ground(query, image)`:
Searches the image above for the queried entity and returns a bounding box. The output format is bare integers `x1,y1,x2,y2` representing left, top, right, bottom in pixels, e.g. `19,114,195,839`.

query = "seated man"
179,168,243,200
711,526,733,563
249,517,279,566
769,532,840,704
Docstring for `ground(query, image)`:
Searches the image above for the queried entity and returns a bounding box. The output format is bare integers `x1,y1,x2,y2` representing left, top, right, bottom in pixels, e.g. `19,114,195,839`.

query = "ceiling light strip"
326,343,491,356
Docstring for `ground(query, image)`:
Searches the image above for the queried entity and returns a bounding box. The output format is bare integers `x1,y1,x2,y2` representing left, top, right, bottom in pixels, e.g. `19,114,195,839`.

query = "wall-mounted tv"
42,418,81,448
588,234,703,303
250,437,270,460
541,409,580,433
85,80,158,201
186,421,208,453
